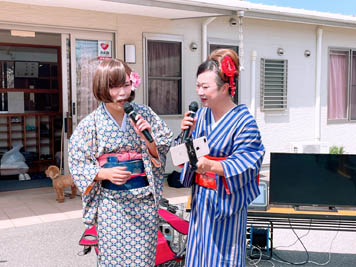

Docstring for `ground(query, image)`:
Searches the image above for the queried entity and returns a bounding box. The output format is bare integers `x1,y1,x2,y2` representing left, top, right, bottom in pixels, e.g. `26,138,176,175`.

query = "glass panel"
6,62,14,88
0,61,10,111
66,38,71,116
0,45,59,112
148,40,181,77
148,79,181,115
147,40,182,115
0,46,57,89
210,44,238,54
75,40,103,123
328,51,349,120
351,51,356,120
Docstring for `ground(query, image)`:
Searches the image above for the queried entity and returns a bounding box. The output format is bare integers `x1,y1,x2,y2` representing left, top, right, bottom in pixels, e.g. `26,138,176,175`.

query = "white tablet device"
248,181,268,211
170,136,210,166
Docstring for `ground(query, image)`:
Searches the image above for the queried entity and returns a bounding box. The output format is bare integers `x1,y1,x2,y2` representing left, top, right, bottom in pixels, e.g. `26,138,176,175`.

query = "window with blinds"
144,34,183,115
260,59,288,111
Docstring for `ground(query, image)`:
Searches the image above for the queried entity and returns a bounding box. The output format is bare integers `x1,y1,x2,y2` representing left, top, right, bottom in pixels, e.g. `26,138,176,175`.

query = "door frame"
69,31,116,128
0,23,117,174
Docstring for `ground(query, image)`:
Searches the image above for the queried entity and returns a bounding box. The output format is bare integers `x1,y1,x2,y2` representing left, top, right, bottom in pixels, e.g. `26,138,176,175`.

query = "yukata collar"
102,103,127,131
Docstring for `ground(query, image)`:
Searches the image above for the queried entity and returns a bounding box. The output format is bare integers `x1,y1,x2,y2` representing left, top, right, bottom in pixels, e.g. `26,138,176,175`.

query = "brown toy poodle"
45,165,77,203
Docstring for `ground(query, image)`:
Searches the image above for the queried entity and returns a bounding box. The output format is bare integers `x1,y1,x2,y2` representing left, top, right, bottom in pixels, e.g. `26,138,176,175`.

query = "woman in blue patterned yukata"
179,49,265,267
68,58,173,266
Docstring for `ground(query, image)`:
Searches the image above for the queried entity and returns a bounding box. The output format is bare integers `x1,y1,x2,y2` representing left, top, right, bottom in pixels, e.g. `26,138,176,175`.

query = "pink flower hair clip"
130,72,141,91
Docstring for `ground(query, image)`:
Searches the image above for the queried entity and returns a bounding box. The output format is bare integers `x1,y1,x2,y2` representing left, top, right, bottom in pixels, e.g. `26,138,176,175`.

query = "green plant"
329,145,344,154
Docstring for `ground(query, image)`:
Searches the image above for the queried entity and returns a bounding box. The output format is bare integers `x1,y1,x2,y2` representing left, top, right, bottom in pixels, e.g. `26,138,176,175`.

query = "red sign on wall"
98,40,112,59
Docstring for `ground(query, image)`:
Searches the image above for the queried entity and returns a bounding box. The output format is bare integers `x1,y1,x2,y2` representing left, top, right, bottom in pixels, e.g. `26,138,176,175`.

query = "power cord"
248,218,341,266
271,218,310,265
274,219,312,251
247,244,262,266
307,220,340,266
271,218,340,266
247,244,276,267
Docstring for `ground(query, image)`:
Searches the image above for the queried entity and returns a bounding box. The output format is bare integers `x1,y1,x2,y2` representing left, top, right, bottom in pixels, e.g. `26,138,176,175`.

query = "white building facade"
0,0,355,175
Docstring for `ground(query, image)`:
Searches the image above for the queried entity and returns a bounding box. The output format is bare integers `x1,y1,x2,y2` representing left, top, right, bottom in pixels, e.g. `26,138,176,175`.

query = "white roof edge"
169,0,356,26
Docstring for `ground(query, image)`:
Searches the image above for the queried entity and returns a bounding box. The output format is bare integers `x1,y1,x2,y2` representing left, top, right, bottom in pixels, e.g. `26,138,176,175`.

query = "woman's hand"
180,111,197,135
129,114,153,142
97,167,131,185
196,157,225,177
196,157,211,174
129,114,159,158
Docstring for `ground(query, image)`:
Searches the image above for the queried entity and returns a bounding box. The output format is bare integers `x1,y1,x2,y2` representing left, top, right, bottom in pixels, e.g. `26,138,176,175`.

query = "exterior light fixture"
277,48,284,56
10,30,35,38
190,42,198,52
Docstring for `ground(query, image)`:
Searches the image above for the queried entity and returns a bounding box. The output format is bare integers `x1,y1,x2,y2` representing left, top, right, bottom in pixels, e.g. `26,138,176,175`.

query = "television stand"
294,205,337,212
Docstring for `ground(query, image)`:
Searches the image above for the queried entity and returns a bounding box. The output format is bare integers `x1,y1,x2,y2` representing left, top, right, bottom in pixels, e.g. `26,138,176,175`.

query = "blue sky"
246,0,356,16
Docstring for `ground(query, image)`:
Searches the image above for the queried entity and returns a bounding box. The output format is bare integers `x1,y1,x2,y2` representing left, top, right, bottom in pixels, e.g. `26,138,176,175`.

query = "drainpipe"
315,27,323,142
250,50,257,117
238,11,245,71
202,17,216,61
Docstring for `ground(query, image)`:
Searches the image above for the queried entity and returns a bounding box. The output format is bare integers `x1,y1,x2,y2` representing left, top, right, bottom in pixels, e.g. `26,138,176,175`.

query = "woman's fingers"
181,114,195,131
111,168,132,185
132,115,151,135
112,166,131,176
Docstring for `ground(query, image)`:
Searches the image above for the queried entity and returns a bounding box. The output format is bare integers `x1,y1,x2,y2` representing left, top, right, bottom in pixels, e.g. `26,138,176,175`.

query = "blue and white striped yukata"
180,104,265,267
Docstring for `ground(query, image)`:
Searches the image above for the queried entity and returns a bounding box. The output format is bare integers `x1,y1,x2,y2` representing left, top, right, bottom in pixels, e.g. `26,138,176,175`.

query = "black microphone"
183,101,199,141
124,102,154,143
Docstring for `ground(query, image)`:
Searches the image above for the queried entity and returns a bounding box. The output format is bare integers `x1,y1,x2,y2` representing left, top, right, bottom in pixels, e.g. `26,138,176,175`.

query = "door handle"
64,117,67,133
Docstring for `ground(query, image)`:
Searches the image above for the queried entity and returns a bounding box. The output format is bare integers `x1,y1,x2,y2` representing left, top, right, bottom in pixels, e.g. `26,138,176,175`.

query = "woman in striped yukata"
179,48,265,267
68,58,173,266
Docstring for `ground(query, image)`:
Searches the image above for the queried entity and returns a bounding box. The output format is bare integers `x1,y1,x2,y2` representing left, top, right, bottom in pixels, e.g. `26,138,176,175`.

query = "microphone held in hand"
123,102,154,143
183,101,199,141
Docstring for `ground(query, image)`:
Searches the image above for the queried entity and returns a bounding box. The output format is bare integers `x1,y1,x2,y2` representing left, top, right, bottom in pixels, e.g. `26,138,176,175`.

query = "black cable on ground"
272,218,309,265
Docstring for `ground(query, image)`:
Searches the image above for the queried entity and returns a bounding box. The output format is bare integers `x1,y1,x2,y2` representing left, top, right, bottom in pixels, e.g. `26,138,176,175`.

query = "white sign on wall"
14,61,39,78
98,41,112,59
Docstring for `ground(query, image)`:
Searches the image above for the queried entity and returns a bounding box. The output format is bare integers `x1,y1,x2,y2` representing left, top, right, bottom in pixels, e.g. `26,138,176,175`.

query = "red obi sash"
195,155,231,194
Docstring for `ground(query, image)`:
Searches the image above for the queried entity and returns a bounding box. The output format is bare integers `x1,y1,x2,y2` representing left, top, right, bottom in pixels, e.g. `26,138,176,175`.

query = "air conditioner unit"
289,142,329,154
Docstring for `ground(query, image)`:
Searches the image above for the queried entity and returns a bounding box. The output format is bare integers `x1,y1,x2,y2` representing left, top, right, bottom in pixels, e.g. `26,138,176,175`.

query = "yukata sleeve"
220,119,265,195
145,107,173,170
68,119,100,193
176,128,197,188
68,119,101,226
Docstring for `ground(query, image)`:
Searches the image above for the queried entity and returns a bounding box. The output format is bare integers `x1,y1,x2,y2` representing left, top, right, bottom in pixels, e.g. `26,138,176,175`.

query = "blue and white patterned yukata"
180,104,265,267
68,102,173,266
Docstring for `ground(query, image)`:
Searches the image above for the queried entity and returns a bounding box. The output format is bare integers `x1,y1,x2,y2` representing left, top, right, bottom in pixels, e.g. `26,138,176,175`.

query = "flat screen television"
269,153,356,210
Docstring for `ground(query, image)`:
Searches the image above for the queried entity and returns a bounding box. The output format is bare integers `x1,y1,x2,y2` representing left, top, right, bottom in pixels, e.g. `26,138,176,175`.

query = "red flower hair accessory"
221,56,236,96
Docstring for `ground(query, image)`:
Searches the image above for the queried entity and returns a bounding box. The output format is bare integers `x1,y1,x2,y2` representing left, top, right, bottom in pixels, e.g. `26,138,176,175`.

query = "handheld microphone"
123,102,154,143
183,101,199,141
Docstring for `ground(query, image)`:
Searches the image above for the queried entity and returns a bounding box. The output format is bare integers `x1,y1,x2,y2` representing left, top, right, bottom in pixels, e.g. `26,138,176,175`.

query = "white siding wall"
321,27,356,154
203,17,356,165
243,19,318,164
1,2,356,172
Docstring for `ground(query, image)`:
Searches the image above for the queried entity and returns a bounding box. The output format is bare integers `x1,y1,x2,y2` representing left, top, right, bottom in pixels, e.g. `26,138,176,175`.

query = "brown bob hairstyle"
197,48,239,96
92,58,135,103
